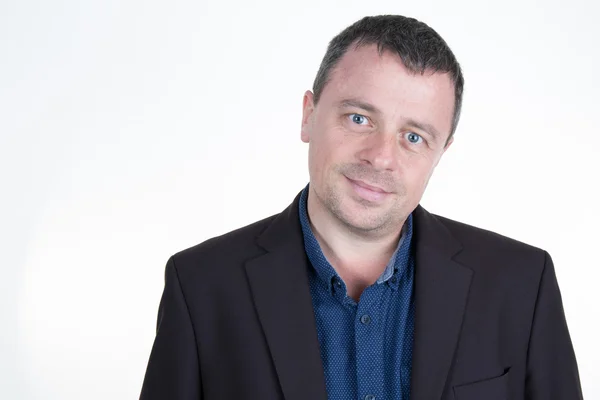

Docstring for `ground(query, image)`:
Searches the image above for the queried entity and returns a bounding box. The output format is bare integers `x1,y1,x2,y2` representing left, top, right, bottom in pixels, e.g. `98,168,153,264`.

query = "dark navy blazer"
140,188,583,400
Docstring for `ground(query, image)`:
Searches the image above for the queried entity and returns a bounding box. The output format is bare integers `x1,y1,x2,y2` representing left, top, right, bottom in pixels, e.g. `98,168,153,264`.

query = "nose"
357,131,400,171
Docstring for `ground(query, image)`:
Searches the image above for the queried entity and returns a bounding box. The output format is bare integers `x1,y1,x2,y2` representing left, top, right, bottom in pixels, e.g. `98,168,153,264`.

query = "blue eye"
405,132,423,144
349,113,369,125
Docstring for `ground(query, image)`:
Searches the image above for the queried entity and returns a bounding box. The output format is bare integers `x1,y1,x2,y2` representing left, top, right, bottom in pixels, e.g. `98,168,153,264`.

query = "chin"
335,197,393,230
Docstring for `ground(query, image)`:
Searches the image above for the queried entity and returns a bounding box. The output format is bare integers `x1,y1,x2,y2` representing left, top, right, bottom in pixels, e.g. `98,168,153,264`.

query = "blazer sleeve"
525,251,583,399
140,256,202,400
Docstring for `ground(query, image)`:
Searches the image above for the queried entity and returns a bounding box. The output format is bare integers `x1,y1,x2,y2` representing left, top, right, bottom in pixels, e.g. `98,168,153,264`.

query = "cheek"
404,157,437,189
308,137,336,181
314,127,351,164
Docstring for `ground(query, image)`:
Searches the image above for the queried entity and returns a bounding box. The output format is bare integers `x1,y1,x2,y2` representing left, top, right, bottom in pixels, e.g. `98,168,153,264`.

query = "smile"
346,177,392,203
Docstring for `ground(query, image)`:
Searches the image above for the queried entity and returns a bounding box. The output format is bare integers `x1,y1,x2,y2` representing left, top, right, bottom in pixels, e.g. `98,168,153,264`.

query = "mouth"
345,176,392,202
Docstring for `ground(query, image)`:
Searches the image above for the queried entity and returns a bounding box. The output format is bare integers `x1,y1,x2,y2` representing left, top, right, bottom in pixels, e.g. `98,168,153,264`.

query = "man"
140,15,583,400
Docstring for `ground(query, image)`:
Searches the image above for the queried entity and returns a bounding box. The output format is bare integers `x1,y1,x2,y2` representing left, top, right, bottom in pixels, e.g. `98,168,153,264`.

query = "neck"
306,187,405,296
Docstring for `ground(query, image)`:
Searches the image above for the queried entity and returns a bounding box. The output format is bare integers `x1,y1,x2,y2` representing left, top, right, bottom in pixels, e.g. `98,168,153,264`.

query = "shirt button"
390,276,397,284
360,314,371,325
332,278,342,289
365,395,376,400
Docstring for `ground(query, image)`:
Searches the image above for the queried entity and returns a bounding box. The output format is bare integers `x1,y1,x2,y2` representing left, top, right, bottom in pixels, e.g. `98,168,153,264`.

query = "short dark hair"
312,15,464,145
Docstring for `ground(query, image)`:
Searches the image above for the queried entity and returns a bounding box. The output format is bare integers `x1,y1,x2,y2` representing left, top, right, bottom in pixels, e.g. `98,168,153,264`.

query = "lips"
347,178,390,194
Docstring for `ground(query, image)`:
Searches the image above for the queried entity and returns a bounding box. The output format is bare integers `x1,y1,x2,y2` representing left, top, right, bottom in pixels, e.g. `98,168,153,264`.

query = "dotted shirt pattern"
298,183,415,400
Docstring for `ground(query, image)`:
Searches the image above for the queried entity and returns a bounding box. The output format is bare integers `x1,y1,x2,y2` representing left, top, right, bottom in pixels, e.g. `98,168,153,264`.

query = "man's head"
301,15,463,237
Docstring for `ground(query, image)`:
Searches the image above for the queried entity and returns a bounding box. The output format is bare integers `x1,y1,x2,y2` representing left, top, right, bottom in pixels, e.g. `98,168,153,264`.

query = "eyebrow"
336,98,443,141
336,98,382,115
404,118,442,141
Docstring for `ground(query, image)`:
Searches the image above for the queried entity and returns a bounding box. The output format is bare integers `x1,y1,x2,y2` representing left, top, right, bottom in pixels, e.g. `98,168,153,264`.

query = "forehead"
322,43,455,135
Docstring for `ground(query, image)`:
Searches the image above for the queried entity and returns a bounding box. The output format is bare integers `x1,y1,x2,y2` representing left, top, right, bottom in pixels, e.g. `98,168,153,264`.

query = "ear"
301,90,315,143
443,135,454,152
434,135,454,168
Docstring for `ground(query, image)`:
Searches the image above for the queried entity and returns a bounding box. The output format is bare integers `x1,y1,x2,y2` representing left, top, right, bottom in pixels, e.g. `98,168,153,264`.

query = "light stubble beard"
316,164,409,239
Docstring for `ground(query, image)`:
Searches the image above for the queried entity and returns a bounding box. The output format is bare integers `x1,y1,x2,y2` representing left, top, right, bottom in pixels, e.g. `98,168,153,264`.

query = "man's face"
301,43,455,235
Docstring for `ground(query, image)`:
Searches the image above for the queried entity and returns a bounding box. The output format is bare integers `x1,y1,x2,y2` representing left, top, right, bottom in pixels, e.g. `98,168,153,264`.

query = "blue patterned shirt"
298,183,415,400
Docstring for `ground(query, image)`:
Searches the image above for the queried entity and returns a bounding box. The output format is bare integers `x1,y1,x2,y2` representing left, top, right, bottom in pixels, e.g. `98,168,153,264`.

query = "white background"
1,0,599,398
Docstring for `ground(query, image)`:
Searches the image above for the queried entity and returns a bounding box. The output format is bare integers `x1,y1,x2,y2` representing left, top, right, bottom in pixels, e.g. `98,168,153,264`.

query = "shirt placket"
354,284,386,400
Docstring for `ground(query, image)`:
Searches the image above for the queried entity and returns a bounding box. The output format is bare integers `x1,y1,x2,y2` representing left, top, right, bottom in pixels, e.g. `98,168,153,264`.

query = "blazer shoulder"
170,212,279,271
432,212,547,270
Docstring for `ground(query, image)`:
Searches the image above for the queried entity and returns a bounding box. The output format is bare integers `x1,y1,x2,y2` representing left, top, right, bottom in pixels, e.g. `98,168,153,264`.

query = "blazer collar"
410,205,473,400
245,189,328,400
246,189,473,400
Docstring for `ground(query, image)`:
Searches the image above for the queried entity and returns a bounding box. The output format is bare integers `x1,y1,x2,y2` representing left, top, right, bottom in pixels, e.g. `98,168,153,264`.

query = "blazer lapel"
244,191,472,400
410,205,473,400
245,190,328,400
